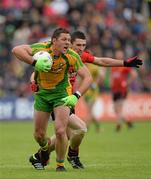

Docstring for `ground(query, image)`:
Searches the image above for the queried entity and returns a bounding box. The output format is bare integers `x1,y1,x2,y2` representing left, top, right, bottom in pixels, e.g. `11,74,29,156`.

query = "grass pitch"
0,120,151,179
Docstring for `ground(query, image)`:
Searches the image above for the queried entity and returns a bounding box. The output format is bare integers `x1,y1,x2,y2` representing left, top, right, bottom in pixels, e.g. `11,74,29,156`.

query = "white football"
33,51,53,68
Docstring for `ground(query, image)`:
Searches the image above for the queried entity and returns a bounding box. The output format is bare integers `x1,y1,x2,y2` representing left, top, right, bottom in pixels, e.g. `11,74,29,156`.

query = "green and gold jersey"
30,41,84,93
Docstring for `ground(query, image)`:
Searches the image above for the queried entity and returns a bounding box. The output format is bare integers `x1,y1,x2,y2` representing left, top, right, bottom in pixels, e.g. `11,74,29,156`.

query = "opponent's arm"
30,72,39,92
93,56,143,68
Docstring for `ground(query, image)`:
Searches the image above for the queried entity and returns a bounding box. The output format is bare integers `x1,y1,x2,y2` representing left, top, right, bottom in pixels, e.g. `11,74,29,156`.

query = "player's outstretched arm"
93,56,143,68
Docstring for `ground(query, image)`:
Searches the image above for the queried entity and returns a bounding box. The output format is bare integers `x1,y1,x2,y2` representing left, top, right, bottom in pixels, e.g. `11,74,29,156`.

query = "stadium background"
0,0,150,121
0,0,151,179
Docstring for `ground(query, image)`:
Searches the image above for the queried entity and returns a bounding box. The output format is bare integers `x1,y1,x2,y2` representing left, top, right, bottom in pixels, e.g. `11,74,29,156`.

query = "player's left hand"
62,95,78,107
124,56,143,68
30,80,38,92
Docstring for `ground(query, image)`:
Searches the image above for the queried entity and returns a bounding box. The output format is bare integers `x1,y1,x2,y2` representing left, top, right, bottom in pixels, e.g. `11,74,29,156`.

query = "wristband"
31,60,36,67
73,91,81,99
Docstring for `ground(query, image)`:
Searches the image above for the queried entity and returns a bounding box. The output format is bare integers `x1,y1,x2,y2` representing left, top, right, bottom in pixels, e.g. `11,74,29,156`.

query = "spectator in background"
28,23,46,44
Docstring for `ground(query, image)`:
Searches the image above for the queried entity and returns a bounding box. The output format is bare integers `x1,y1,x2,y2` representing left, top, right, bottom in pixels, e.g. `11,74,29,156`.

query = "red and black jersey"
81,51,95,63
111,67,131,93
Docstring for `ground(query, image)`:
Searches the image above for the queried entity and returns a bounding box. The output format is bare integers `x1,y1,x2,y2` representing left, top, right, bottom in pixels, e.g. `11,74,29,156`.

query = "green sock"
39,139,48,151
56,159,64,167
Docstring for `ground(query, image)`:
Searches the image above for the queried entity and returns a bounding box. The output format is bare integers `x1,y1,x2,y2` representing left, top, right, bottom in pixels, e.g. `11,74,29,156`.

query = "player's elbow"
12,46,21,56
12,46,17,55
12,45,29,56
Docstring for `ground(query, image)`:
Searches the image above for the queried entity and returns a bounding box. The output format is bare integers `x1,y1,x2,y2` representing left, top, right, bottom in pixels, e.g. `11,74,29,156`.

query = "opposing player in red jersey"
68,31,142,132
30,31,143,169
111,49,138,131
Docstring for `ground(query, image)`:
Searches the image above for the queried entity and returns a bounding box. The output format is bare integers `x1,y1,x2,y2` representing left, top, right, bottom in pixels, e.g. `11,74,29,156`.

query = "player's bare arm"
76,65,93,95
93,56,143,68
62,64,92,107
93,57,123,67
12,45,52,72
12,45,34,65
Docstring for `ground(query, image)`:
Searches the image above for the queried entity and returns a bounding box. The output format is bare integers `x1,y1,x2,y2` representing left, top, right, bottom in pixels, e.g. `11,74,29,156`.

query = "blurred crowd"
0,0,151,97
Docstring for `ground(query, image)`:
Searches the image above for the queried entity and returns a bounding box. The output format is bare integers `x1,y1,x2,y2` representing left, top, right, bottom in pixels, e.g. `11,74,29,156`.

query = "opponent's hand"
124,56,143,68
62,95,78,107
30,80,38,92
34,57,51,72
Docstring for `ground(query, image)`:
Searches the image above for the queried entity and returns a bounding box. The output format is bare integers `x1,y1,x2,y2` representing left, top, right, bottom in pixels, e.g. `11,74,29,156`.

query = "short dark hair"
51,27,70,41
71,31,86,43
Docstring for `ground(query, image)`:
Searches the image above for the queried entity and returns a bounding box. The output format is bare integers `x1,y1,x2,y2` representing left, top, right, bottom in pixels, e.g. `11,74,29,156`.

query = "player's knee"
74,126,87,135
55,127,66,139
80,123,87,134
34,130,45,142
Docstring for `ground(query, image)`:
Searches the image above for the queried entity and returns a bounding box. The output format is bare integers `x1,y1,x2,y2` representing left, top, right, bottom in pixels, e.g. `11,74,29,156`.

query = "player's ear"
52,38,56,44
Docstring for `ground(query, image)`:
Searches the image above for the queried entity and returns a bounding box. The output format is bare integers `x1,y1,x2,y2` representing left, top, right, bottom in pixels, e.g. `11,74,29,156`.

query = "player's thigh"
68,114,86,130
66,127,72,139
34,109,50,133
53,106,70,131
51,108,74,121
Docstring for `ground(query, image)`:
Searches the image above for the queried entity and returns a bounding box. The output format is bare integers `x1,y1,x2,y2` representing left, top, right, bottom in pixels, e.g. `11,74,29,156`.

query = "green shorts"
34,89,69,112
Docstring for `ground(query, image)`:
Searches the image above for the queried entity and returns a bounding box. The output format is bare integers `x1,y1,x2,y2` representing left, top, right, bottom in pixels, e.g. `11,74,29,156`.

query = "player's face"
52,33,71,55
72,38,86,55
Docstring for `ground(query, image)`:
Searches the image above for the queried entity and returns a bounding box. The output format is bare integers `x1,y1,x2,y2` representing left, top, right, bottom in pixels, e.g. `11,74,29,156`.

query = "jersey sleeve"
74,53,84,71
67,49,84,71
124,67,132,73
81,51,95,63
30,42,50,55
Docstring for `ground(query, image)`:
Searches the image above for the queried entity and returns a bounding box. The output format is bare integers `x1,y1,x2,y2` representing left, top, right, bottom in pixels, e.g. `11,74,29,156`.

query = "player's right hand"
34,57,51,72
30,80,38,92
124,56,143,68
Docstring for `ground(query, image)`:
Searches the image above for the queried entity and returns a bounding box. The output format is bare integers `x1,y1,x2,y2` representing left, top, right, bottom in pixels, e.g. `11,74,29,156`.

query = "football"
33,51,53,68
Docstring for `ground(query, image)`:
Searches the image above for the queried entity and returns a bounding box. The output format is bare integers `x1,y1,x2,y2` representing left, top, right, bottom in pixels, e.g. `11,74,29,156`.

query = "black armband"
31,60,36,67
73,91,81,99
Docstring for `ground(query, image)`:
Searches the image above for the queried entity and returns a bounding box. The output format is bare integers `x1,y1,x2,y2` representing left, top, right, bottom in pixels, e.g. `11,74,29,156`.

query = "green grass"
0,121,151,179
